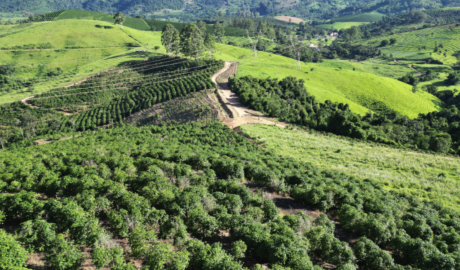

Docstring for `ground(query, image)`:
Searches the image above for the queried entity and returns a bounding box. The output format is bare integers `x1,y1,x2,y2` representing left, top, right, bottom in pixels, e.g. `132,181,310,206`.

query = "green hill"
316,12,385,30
357,23,460,65
0,19,440,117
213,43,440,117
0,19,165,103
241,124,460,212
333,12,385,22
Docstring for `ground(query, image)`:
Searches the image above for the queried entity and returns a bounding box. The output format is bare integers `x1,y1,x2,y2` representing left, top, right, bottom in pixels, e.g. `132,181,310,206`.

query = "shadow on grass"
104,51,163,61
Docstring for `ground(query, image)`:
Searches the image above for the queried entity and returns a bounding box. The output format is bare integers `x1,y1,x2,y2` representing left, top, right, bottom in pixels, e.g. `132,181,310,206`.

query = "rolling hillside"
213,43,440,117
0,18,440,117
0,19,165,103
358,23,460,65
317,12,385,30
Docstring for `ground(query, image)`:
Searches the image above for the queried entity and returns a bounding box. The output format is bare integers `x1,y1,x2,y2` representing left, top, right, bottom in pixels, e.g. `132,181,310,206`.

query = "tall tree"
180,24,204,59
197,20,207,38
161,24,180,57
257,22,268,37
204,33,216,58
213,22,225,42
0,127,11,149
113,12,126,30
267,27,276,42
18,111,38,138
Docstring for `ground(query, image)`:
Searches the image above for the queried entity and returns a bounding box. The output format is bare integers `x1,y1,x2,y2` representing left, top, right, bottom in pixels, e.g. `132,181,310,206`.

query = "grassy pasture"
333,12,385,22
240,124,460,212
335,58,415,79
214,43,440,117
0,19,440,118
0,20,166,104
359,25,460,64
55,10,151,31
0,20,136,49
317,22,368,30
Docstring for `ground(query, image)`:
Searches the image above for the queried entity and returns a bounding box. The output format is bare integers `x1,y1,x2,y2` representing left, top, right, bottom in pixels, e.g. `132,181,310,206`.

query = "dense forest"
229,75,460,155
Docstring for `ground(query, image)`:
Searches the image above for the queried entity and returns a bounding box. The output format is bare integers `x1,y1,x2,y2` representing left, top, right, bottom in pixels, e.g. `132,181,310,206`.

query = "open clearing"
333,12,385,22
275,15,305,23
240,124,460,212
317,22,367,30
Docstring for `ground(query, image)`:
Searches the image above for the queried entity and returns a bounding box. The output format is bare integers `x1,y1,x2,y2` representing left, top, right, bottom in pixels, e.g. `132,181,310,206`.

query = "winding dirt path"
20,96,39,109
409,64,422,76
212,61,287,129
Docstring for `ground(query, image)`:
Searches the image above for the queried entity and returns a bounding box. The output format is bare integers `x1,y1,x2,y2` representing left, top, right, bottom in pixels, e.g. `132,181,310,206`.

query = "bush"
0,229,29,268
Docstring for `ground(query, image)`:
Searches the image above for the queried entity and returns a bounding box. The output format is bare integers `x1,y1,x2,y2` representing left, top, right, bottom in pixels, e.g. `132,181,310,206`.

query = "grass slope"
0,20,135,49
240,124,460,212
55,10,151,31
0,20,165,104
317,22,368,30
214,43,440,117
358,24,460,64
334,12,385,22
0,19,440,118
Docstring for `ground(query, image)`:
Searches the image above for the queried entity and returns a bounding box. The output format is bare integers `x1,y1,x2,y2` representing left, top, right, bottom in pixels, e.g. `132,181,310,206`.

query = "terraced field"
0,19,165,103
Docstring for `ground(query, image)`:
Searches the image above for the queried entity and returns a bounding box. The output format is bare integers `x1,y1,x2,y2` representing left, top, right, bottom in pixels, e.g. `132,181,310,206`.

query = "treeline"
229,75,460,155
3,122,460,269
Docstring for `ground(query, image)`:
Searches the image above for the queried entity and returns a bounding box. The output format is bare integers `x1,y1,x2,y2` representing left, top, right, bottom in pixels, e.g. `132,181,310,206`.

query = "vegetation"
2,122,460,269
1,7,460,269
240,124,460,211
229,75,459,154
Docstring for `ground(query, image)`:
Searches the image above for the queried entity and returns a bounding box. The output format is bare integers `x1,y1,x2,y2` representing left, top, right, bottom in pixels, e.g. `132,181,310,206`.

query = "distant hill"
3,0,460,22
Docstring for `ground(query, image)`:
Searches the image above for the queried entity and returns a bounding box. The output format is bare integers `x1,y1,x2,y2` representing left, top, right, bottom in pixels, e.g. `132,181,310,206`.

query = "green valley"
1,7,460,270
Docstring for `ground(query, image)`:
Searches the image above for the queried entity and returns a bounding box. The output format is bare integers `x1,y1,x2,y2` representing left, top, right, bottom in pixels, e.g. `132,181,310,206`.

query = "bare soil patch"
275,16,305,23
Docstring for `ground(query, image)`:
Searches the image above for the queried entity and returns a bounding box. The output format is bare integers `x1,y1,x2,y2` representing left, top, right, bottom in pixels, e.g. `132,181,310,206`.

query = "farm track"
211,64,361,248
394,59,422,77
213,61,287,129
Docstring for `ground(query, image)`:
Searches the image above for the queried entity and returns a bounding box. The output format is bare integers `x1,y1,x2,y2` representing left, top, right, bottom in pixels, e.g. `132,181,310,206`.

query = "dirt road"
212,61,287,128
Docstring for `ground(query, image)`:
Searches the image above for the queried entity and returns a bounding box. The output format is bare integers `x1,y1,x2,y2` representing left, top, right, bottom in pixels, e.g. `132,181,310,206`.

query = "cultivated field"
0,20,165,103
275,15,305,23
0,19,441,118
